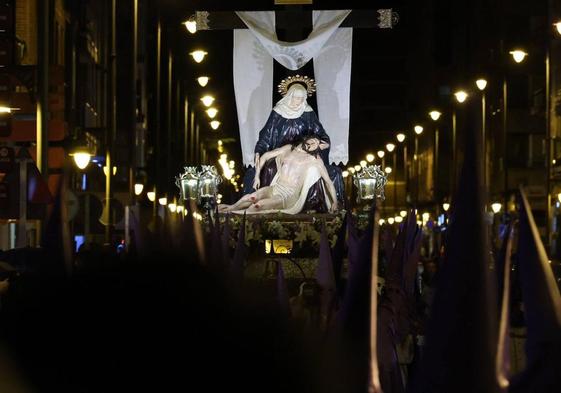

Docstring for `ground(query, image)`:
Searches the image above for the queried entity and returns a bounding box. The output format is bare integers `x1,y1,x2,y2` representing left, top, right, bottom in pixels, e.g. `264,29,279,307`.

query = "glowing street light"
360,160,367,168
200,95,215,107
210,120,221,130
384,166,392,174
184,20,197,34
386,143,395,152
197,76,209,87
387,217,395,225
377,150,385,159
342,170,349,178
509,49,528,63
394,216,403,223
476,79,488,91
158,197,168,206
429,110,441,121
206,107,218,118
454,90,468,103
71,151,91,170
396,133,406,143
189,50,207,63
354,165,361,172
491,202,502,214
399,210,407,217
366,153,375,162
134,183,144,196
414,125,423,135
442,202,450,212
147,191,156,202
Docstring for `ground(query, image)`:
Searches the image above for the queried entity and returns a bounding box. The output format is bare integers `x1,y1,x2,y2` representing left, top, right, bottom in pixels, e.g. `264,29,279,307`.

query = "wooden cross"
190,7,399,105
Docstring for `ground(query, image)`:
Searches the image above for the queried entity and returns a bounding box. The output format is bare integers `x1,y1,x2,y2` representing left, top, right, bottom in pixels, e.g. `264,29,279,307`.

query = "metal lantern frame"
175,165,222,208
353,164,388,202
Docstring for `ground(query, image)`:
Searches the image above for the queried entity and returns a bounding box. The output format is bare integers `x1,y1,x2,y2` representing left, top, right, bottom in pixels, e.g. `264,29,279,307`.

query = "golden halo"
277,75,317,97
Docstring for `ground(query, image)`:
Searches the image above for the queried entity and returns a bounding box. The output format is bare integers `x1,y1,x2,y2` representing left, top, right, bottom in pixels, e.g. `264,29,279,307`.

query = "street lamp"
491,202,502,214
210,120,221,130
147,190,156,202
71,150,92,170
429,110,441,121
200,95,215,107
206,107,218,119
413,125,423,204
366,153,375,163
386,143,397,209
360,160,367,168
197,76,209,87
451,90,468,195
454,90,468,103
396,133,407,205
189,50,207,63
476,79,488,91
442,202,450,212
183,15,197,34
134,183,144,196
509,49,528,63
476,79,488,191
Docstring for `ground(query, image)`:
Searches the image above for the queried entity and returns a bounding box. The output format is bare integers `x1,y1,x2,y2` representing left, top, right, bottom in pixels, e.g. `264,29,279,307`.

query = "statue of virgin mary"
242,77,344,211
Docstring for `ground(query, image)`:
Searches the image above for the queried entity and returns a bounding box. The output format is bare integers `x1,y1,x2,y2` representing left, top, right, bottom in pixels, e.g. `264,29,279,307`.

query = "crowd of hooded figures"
0,120,560,392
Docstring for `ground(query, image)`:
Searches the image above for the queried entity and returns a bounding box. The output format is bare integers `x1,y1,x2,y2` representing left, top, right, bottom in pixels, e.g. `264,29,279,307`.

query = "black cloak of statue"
242,110,344,212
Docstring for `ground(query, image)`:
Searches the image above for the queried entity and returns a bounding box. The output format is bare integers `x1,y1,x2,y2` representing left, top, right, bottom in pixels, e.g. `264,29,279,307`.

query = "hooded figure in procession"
242,81,344,212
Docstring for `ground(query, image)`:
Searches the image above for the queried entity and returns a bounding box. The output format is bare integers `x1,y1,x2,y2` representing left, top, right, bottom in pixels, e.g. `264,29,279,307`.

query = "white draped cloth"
233,10,352,166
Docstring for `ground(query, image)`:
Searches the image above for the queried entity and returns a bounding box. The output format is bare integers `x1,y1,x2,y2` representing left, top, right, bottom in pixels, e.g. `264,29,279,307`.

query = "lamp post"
501,49,527,218
377,150,385,168
429,110,441,206
414,125,423,205
475,79,488,193
396,132,407,205
386,143,396,210
452,90,468,195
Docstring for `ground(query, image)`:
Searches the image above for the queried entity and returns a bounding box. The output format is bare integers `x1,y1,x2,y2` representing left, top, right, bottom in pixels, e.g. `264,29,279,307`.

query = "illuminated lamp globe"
384,167,392,174
396,133,406,143
147,191,156,202
475,79,488,91
399,210,407,217
200,95,215,107
72,151,91,170
509,50,528,63
386,143,395,152
429,110,441,121
360,160,367,168
134,183,144,195
210,120,221,130
442,202,450,212
491,202,502,214
454,90,468,103
206,107,218,119
197,76,209,87
189,50,207,63
158,197,168,206
377,150,385,158
414,125,424,135
366,153,375,162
